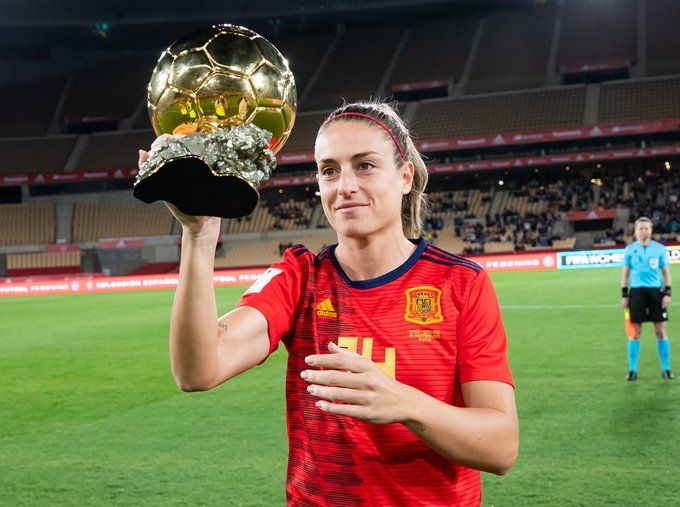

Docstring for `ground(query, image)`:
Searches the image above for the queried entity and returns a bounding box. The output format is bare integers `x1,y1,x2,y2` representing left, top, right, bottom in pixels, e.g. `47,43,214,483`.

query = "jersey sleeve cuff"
237,300,285,359
458,368,515,388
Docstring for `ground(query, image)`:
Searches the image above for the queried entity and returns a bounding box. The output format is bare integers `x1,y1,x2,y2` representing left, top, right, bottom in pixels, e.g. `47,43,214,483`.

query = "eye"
358,162,375,171
319,166,337,177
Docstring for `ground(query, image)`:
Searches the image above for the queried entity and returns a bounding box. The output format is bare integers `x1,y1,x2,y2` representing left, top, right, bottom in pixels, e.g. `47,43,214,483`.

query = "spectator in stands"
143,100,517,505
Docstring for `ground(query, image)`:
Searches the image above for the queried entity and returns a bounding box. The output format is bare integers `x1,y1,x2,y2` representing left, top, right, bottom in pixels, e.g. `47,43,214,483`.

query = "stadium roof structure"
0,0,549,50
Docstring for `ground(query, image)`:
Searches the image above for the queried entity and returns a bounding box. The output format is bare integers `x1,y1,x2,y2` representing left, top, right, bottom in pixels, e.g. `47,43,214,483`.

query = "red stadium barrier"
0,168,138,187
3,145,677,189
0,268,265,298
469,252,558,272
98,237,145,248
0,252,559,298
567,209,617,221
415,118,680,152
2,119,679,188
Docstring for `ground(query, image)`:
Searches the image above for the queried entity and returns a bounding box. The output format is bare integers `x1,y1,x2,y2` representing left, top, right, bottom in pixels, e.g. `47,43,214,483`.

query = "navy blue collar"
328,238,428,289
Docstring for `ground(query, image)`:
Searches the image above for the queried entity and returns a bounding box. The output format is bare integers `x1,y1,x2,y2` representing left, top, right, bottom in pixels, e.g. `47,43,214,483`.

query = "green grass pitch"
1,266,679,506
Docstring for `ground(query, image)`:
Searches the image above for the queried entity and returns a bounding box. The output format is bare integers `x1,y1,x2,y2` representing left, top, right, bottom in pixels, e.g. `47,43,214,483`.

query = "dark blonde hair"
317,101,430,238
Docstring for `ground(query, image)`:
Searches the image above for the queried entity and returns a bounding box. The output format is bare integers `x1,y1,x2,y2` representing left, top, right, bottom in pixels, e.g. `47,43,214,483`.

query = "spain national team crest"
404,286,443,325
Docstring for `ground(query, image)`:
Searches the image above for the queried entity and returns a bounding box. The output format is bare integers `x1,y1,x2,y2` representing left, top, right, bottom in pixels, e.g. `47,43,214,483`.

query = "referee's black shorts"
629,287,668,323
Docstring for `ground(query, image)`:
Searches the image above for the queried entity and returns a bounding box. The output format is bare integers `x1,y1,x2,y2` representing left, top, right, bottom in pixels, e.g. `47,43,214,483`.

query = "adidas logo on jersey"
316,298,337,318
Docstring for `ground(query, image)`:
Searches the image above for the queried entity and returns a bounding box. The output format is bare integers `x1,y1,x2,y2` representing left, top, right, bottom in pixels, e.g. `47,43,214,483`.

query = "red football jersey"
238,238,513,506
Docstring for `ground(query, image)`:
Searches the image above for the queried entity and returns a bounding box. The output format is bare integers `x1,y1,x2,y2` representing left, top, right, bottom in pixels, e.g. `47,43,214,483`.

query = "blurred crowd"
598,170,679,241
261,168,679,250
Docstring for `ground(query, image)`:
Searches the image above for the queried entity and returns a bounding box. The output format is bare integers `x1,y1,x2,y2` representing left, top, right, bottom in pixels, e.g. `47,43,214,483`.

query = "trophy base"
133,157,259,218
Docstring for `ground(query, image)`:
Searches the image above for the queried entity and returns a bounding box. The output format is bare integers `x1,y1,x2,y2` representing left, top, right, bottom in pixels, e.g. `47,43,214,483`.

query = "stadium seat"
63,56,156,124
303,25,403,111
646,0,680,76
279,111,329,155
7,250,81,276
557,0,636,69
599,76,680,123
0,77,66,137
483,241,515,254
0,203,54,246
465,6,556,95
412,86,586,139
74,129,156,170
390,16,477,88
0,136,77,174
72,201,174,242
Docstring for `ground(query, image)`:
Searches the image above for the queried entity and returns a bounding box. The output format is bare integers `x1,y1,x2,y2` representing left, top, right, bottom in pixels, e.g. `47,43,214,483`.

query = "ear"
401,161,415,195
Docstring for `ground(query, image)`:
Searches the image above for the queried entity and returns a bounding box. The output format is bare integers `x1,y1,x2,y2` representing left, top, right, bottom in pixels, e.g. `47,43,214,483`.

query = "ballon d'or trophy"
133,24,297,218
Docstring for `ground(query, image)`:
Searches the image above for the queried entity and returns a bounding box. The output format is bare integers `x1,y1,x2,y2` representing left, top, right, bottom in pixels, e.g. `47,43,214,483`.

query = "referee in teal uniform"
621,217,673,381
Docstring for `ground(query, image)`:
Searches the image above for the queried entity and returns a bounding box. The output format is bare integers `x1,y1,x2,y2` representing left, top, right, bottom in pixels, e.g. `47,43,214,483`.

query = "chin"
334,220,377,240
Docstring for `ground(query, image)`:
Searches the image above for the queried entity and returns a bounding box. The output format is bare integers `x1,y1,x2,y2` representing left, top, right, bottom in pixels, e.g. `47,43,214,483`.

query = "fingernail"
300,370,308,380
305,356,314,365
316,401,326,410
307,385,314,394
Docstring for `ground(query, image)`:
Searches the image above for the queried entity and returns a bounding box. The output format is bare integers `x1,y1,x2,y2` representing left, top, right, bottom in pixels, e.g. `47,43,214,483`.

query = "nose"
337,167,358,197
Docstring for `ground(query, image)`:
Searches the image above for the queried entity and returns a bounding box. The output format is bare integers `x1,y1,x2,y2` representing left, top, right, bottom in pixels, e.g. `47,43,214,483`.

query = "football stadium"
1,0,679,505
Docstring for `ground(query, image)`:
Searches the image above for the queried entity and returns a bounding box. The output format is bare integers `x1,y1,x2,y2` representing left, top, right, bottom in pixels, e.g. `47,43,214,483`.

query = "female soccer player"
621,216,673,381
139,101,518,506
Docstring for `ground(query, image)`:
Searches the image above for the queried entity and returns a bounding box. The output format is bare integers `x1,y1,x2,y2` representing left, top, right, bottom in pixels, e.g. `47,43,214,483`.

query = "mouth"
334,203,368,212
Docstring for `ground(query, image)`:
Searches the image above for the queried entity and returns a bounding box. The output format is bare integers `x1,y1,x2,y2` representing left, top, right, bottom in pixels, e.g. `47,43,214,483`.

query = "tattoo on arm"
410,422,427,434
218,321,228,332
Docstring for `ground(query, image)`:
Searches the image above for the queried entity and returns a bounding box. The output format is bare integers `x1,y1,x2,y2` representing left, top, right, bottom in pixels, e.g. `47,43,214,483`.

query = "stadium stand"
74,129,156,170
0,77,65,137
3,4,680,276
427,189,491,224
72,201,174,242
412,86,586,139
456,206,564,254
645,0,680,77
125,261,178,275
274,32,335,98
0,136,77,174
215,230,337,268
483,241,515,254
599,170,679,244
552,237,577,250
222,205,275,235
6,250,81,277
428,231,469,254
215,239,284,267
222,197,314,234
278,111,328,154
465,6,555,95
598,76,680,123
266,197,314,230
62,56,155,124
389,16,477,88
0,203,54,246
557,0,637,69
303,25,403,111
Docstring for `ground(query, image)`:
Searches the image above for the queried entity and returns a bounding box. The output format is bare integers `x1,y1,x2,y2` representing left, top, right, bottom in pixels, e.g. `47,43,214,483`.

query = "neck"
638,238,651,246
334,226,417,281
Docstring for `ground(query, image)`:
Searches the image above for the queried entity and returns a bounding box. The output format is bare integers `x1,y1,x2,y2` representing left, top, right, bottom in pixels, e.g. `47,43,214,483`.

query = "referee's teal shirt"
624,240,668,288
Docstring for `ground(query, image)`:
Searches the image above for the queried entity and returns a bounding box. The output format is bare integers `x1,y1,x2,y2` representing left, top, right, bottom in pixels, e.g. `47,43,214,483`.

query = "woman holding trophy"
138,25,517,507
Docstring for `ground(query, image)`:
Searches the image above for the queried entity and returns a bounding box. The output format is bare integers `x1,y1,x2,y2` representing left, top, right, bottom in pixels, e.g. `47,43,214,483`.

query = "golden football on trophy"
134,24,297,218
